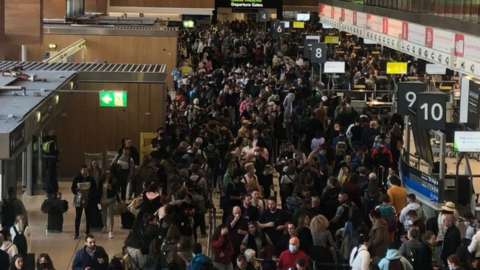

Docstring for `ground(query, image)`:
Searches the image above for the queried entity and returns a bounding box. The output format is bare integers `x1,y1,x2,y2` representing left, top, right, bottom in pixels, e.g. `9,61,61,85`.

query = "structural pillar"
0,160,4,199
21,45,27,61
25,141,33,196
37,131,43,186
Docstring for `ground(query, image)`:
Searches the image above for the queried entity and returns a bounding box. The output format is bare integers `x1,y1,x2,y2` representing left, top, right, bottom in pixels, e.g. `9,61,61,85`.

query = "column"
37,131,43,186
21,45,27,61
26,141,33,195
0,160,4,200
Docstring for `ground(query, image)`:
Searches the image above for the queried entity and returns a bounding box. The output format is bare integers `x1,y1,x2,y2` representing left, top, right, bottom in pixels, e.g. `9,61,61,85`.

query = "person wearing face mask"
277,237,309,270
399,193,428,232
37,253,55,270
405,210,426,236
72,235,109,270
243,163,260,194
71,165,97,240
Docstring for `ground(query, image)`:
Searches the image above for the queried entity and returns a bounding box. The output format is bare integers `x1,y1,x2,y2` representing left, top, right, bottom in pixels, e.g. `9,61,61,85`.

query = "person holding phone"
72,234,109,270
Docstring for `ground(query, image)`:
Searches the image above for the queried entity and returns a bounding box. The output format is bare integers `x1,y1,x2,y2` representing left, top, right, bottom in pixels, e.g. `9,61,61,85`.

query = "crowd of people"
0,18,474,270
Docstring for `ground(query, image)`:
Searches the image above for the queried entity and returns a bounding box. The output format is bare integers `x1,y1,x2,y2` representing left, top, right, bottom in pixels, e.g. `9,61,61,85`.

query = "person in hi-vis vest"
42,130,60,171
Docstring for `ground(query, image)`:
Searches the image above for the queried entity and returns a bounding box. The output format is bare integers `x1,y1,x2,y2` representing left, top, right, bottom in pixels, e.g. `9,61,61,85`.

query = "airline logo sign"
334,7,342,21
386,18,402,38
344,9,353,24
356,12,367,28
366,14,385,33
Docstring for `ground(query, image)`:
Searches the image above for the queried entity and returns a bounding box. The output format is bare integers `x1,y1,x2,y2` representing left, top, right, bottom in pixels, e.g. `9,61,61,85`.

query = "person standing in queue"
111,148,135,202
71,234,109,270
150,127,170,164
71,165,97,240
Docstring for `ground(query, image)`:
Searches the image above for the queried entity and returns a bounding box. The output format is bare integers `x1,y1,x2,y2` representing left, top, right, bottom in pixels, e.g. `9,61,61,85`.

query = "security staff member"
42,130,60,171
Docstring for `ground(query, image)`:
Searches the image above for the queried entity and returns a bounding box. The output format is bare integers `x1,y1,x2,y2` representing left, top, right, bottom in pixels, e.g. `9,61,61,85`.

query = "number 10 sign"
416,92,447,130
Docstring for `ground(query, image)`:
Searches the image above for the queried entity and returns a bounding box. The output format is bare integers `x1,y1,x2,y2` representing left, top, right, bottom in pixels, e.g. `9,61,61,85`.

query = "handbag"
340,234,351,260
73,194,82,208
113,202,128,216
127,197,143,216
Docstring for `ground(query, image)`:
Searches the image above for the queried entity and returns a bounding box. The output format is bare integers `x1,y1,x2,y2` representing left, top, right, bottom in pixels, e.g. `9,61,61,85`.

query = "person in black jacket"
71,234,109,270
71,165,98,239
415,231,437,270
441,214,461,266
0,235,9,270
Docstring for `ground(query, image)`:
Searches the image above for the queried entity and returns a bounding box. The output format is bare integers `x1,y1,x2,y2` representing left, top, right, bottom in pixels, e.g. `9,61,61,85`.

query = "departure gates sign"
99,91,127,107
231,0,265,7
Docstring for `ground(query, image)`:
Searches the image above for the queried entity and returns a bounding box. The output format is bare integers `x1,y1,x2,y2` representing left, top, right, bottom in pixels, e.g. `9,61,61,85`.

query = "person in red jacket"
277,237,310,270
211,225,235,270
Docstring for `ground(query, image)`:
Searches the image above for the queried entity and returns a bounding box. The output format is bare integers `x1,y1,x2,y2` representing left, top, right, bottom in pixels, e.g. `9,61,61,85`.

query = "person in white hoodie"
468,223,480,258
9,215,31,254
350,233,371,270
398,193,428,231
0,232,18,260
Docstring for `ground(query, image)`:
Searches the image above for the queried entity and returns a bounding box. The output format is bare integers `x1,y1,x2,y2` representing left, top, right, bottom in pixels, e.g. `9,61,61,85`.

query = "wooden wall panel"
85,0,108,14
43,0,65,19
47,83,166,173
26,34,177,88
110,0,214,8
5,0,43,45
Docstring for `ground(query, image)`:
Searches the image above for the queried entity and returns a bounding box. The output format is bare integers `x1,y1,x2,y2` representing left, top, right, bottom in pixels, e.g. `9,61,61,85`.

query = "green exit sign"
99,91,127,107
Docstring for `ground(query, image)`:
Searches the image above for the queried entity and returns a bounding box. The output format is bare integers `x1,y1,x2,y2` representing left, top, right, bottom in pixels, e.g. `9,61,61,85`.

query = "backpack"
336,141,348,156
204,145,218,169
426,217,439,236
13,226,28,256
387,258,404,270
285,195,301,215
385,215,398,233
2,199,16,229
188,187,207,214
374,148,391,168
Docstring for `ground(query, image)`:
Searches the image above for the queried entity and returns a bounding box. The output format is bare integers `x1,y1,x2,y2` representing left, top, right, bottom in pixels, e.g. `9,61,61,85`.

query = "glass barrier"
339,0,480,23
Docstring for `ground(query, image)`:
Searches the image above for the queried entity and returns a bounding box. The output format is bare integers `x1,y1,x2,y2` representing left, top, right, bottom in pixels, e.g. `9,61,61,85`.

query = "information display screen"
218,0,281,9
324,36,339,44
386,62,408,74
400,160,440,202
293,21,305,29
296,13,310,21
454,131,480,152
468,81,480,128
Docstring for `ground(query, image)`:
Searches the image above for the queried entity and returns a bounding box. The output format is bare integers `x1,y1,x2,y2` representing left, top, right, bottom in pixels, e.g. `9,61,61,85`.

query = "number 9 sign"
397,82,427,115
273,22,285,37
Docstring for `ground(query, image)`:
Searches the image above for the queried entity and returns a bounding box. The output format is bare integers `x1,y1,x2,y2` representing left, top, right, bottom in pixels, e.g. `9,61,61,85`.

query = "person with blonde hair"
310,215,337,248
9,214,31,256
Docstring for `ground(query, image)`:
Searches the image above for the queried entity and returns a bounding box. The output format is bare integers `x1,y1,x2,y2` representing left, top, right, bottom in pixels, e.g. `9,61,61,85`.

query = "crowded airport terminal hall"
3,0,480,270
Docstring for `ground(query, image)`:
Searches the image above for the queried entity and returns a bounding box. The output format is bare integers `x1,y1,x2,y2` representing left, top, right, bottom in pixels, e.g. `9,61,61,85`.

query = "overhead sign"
324,36,339,44
416,92,447,130
303,39,318,59
272,22,285,37
310,43,328,64
99,91,128,107
293,21,305,29
258,10,268,22
454,131,480,152
397,82,426,115
324,61,345,73
426,64,447,75
386,62,407,74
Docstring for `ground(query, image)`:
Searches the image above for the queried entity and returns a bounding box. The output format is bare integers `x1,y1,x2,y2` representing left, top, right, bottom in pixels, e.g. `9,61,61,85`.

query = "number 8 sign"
310,43,327,64
273,22,285,37
397,82,426,115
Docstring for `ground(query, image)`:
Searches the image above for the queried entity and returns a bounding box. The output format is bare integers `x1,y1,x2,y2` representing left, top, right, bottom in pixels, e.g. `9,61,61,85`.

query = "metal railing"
340,0,480,23
205,207,217,258
43,38,86,63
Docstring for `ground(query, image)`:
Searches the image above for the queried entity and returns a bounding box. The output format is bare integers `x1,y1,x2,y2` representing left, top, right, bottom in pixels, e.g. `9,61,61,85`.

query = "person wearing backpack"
185,179,207,242
371,140,393,187
2,187,28,230
9,215,30,257
378,243,413,270
398,227,422,263
0,233,17,261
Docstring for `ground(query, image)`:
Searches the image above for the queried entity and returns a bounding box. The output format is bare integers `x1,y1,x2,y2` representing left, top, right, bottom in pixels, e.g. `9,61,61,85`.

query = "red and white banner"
401,22,426,46
356,12,367,28
430,28,455,54
366,14,384,33
386,18,402,38
344,9,353,25
318,4,324,16
458,34,480,63
334,7,342,21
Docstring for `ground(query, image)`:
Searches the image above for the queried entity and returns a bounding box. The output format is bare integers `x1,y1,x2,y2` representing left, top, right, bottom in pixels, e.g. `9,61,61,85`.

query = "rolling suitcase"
90,205,104,231
121,211,135,229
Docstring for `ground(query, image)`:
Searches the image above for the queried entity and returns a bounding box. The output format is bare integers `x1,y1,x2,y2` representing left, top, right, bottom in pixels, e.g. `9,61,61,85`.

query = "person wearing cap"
277,237,309,270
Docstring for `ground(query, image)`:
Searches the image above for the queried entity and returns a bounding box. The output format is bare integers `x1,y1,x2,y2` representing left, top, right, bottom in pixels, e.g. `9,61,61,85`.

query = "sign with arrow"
99,91,127,107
